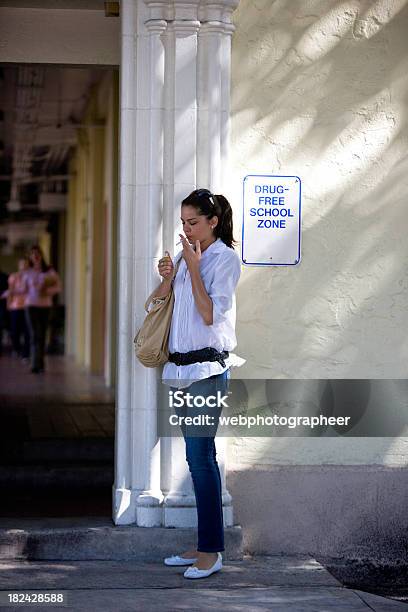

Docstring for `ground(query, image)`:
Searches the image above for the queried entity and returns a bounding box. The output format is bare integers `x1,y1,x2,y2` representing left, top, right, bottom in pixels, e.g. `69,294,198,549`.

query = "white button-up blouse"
162,238,245,388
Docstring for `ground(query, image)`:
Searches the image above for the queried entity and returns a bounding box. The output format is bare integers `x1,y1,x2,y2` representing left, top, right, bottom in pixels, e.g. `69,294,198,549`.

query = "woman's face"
30,249,42,265
180,205,218,244
18,259,29,271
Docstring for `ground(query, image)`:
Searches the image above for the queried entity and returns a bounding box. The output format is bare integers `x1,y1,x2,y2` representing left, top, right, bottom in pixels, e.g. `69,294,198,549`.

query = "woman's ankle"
181,549,198,557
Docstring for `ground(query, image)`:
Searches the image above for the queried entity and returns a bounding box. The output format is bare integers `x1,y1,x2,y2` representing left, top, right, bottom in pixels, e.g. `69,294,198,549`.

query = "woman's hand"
40,276,56,292
158,251,175,282
179,234,201,271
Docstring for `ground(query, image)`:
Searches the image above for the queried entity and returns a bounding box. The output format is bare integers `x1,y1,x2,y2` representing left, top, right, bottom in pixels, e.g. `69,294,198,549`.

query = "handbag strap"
144,255,183,312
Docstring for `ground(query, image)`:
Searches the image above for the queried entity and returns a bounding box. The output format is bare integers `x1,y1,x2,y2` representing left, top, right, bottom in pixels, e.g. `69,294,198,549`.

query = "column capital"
143,0,239,23
144,1,200,21
198,20,235,35
145,18,168,34
165,19,200,35
199,0,239,23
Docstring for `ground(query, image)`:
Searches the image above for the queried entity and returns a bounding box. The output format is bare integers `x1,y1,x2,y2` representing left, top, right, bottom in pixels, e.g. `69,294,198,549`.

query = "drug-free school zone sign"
242,175,301,266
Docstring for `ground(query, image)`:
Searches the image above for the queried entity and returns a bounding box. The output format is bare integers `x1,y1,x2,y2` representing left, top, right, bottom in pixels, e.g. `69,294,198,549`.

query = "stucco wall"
226,0,408,471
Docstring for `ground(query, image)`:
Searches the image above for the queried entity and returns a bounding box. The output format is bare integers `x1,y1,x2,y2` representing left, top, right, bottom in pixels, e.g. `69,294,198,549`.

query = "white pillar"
114,0,239,527
113,0,138,525
160,10,202,527
114,0,166,526
197,19,235,192
160,1,238,529
133,15,168,527
197,16,236,528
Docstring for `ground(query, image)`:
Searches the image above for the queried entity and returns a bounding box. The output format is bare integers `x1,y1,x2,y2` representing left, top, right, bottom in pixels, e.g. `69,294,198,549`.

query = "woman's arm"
8,273,27,296
189,264,213,325
41,270,62,297
179,236,214,325
146,278,172,303
208,250,241,326
179,234,213,325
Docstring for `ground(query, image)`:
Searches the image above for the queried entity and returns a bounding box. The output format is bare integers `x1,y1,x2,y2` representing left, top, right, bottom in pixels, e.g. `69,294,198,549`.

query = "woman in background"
0,268,9,355
1,257,31,361
23,245,62,374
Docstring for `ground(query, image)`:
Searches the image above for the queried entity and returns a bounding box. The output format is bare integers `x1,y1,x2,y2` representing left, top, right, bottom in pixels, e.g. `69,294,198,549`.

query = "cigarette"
176,239,196,249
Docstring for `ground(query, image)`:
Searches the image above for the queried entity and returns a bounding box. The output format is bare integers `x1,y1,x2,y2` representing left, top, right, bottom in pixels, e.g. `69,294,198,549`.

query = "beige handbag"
133,257,182,368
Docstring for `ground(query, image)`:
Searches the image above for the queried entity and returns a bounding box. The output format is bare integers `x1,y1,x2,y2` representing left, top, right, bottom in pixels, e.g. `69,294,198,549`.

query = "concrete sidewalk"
0,555,406,611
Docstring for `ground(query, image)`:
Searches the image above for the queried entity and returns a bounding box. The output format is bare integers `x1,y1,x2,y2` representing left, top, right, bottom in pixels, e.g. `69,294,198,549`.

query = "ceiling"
0,64,106,233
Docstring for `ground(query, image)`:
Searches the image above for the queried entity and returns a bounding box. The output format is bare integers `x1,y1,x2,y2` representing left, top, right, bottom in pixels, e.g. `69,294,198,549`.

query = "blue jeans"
172,368,230,553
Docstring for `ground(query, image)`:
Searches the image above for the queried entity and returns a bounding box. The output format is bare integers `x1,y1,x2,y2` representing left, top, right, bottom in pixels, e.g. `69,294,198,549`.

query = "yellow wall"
39,233,51,264
65,70,118,380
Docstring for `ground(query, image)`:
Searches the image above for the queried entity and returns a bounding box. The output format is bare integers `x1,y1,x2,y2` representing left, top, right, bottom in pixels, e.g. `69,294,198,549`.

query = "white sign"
242,175,301,266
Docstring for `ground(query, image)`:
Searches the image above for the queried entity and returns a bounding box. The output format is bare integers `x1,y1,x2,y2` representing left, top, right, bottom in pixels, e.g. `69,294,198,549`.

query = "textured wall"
227,464,408,560
226,0,408,470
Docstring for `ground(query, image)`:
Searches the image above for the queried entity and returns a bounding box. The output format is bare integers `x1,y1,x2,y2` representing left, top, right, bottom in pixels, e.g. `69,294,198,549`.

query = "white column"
161,12,202,527
197,21,222,190
113,0,137,525
197,19,235,193
220,22,235,195
197,16,236,528
161,1,238,529
162,17,200,252
133,15,168,527
114,0,166,526
115,0,239,527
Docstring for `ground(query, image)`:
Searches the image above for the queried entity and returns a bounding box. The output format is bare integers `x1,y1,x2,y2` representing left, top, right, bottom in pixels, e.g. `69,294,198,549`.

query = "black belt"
168,347,229,368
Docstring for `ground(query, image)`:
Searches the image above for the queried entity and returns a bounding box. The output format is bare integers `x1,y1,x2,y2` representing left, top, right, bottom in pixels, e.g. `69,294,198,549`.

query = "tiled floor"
0,352,114,402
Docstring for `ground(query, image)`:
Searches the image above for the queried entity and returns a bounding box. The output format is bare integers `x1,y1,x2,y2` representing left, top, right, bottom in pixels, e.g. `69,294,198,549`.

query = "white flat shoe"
164,554,198,566
183,552,223,579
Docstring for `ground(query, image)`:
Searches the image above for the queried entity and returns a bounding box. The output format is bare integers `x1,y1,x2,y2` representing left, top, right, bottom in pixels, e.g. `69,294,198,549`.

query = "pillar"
114,0,239,527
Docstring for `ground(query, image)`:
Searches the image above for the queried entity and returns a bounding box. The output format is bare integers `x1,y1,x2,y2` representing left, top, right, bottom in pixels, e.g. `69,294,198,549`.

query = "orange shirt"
6,272,27,310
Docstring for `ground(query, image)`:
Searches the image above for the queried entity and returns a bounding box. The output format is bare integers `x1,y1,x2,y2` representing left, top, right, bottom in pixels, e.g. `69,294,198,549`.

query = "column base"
113,487,164,526
114,487,234,527
163,493,234,527
163,505,233,527
113,486,137,525
136,492,164,527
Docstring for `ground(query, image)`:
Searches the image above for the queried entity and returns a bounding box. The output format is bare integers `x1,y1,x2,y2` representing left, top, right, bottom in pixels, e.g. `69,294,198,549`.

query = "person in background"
1,257,30,361
0,268,9,355
22,245,62,374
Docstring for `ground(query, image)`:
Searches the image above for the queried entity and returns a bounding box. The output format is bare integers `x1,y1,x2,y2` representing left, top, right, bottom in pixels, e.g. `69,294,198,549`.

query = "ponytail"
181,189,238,249
212,194,237,248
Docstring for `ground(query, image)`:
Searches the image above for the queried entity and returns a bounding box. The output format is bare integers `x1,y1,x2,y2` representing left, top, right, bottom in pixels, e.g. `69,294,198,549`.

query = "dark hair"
181,188,237,248
29,245,50,273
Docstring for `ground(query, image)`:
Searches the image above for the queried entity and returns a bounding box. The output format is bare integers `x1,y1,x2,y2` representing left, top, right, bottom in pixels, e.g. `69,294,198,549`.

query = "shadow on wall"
153,0,408,563
228,0,408,463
